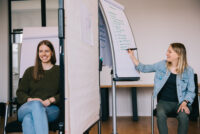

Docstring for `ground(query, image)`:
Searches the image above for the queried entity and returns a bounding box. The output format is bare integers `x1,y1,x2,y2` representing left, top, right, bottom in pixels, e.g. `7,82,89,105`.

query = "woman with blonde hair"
128,43,195,134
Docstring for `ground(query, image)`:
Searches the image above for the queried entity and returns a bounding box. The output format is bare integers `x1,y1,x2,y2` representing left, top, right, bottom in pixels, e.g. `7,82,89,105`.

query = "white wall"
0,0,9,102
12,0,58,29
107,0,200,116
109,87,152,116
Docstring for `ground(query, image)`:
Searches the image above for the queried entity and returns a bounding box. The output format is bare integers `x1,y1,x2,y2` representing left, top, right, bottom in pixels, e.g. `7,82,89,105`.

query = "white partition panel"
64,0,99,133
100,0,140,80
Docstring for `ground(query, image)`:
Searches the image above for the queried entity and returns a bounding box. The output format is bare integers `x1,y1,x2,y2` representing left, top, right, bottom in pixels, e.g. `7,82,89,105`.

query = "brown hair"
33,40,56,81
166,43,188,74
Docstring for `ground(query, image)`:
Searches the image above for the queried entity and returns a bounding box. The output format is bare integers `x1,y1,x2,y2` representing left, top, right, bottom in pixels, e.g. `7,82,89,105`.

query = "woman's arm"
127,49,139,66
184,68,196,105
177,68,195,114
127,49,162,73
42,96,58,107
16,68,32,104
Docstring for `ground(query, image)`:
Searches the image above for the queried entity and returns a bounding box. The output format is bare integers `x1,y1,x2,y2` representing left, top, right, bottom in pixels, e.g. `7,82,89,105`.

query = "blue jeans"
18,101,60,134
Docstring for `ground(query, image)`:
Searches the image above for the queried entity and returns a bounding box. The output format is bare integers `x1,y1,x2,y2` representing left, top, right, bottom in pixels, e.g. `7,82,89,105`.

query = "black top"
158,73,178,102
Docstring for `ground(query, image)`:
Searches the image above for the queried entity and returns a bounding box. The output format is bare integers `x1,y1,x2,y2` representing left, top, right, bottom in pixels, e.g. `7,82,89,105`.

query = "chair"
3,27,64,134
0,102,6,132
151,74,199,134
3,98,62,134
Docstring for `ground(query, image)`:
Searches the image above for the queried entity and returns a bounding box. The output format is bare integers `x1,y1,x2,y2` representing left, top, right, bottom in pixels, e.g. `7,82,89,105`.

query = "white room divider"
64,0,100,133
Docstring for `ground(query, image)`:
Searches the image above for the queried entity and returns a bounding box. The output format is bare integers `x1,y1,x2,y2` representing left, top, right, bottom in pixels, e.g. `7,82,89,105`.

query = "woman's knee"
156,109,167,119
177,112,189,122
18,101,45,120
46,105,60,122
29,101,45,110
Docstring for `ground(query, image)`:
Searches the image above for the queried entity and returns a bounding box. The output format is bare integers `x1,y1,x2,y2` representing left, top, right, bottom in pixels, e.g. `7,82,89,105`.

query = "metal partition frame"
99,0,140,133
58,0,65,133
99,2,118,134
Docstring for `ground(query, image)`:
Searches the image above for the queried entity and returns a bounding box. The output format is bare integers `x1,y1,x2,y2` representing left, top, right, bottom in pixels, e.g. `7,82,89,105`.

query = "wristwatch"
183,100,189,104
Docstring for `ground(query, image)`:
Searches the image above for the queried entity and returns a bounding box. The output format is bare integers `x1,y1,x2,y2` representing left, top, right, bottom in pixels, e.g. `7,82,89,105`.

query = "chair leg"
151,94,154,134
4,102,9,134
151,115,154,134
83,130,89,134
98,120,101,134
198,95,200,128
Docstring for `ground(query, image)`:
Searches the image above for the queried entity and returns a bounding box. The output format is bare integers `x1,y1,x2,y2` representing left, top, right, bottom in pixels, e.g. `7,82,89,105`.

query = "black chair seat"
49,120,60,131
5,120,22,132
5,120,59,132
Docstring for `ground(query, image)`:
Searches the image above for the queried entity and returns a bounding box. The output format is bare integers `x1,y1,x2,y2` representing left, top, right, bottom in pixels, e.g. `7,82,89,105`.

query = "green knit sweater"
16,65,60,105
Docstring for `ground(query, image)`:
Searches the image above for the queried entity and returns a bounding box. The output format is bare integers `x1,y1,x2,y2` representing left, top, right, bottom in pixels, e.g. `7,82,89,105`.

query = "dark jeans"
156,100,192,134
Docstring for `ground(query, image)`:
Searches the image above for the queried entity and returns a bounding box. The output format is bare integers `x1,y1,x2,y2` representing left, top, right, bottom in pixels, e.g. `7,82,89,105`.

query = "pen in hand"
126,48,137,51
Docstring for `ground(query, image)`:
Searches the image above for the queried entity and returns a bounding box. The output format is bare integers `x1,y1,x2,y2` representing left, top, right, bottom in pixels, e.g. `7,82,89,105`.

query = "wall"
107,0,200,116
0,0,9,102
12,0,58,29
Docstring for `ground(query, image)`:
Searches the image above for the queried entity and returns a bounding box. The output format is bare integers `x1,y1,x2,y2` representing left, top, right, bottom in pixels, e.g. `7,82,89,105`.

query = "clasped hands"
27,97,55,107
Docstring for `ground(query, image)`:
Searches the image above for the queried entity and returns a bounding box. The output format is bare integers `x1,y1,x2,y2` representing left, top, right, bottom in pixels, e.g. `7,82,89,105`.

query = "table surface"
100,83,200,88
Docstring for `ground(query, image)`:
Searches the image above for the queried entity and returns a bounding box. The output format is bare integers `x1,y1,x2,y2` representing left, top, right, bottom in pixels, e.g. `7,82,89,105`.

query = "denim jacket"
136,60,195,105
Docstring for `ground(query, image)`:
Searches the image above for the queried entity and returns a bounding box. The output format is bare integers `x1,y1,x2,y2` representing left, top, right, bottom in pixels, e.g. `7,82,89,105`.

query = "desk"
100,84,200,121
100,84,153,121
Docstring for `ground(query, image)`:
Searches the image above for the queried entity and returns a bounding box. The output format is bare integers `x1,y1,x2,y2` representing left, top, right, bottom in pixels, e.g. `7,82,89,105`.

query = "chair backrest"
0,103,5,116
189,74,199,120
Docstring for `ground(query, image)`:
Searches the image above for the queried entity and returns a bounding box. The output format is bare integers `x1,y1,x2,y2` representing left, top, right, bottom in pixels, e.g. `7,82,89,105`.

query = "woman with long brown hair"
17,40,60,134
128,43,195,134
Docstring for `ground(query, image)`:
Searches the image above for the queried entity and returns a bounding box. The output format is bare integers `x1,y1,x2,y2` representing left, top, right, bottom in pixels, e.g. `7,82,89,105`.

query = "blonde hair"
166,43,188,74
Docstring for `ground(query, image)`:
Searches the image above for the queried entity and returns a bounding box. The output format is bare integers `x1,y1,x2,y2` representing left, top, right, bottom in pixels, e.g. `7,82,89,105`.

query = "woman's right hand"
127,49,139,66
27,98,43,102
127,49,134,57
27,98,50,107
42,99,51,107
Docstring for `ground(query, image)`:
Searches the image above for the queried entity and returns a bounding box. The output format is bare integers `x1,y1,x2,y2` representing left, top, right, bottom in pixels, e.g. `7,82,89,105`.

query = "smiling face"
166,46,179,62
38,44,52,64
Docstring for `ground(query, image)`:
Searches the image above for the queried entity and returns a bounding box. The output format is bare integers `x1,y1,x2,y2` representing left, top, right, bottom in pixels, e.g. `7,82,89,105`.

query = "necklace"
43,64,53,70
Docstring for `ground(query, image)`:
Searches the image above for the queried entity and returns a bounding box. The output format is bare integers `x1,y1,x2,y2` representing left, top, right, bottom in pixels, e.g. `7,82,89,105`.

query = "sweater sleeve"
16,67,32,105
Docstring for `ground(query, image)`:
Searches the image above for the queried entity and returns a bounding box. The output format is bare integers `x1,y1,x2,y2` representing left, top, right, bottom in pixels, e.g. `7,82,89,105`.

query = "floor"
1,116,199,134
89,117,200,134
